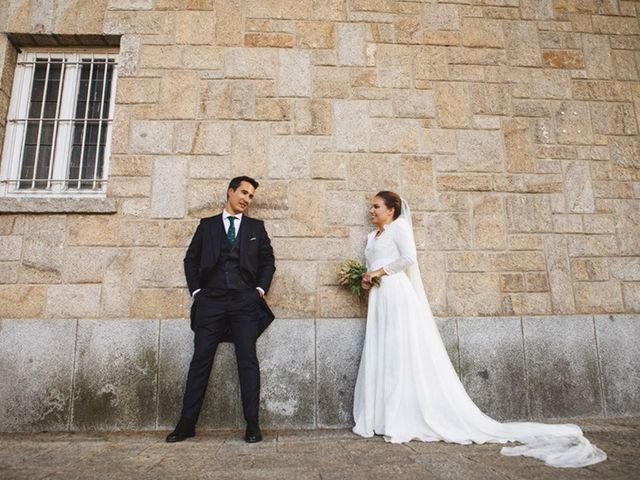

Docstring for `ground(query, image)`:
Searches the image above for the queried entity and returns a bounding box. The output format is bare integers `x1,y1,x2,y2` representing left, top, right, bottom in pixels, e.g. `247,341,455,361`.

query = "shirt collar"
223,210,243,221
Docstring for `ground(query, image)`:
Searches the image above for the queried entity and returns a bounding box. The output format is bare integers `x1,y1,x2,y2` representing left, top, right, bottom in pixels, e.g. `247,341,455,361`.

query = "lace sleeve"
382,219,417,275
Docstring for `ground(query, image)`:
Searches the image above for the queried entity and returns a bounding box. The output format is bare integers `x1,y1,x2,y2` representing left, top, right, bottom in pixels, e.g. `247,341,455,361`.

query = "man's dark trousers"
181,288,261,422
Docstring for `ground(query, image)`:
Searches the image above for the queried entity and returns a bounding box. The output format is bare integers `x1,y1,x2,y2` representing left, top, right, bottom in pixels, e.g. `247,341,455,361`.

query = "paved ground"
1,417,639,479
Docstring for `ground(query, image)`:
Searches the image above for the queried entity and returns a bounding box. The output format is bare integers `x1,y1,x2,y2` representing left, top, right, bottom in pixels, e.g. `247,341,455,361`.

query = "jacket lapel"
209,214,224,261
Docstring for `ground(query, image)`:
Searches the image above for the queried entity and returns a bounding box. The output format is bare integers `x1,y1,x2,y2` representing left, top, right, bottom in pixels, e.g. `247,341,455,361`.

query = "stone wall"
0,0,639,430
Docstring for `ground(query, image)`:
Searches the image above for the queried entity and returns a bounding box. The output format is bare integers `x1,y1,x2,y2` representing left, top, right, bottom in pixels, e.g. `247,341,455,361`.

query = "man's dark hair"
228,176,259,192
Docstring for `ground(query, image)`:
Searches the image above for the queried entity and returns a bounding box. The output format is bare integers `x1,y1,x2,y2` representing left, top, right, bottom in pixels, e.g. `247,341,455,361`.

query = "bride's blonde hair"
375,191,402,220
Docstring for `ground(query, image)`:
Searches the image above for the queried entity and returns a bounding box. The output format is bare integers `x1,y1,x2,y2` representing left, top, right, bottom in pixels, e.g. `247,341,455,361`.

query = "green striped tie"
227,216,237,244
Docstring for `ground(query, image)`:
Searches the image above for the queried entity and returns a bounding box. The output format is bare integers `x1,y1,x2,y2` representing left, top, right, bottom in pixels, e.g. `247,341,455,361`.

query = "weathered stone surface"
523,316,603,419
334,100,369,152
583,34,613,79
610,136,640,181
542,49,583,69
267,261,317,318
436,83,470,128
473,195,506,250
567,234,617,257
595,314,640,415
503,118,535,173
258,319,316,427
72,320,159,430
192,122,232,155
294,99,332,135
564,161,595,213
591,102,638,135
278,50,311,97
0,235,21,261
393,89,435,118
609,258,640,282
175,10,216,45
20,216,65,283
456,130,505,172
574,281,624,313
369,119,420,153
46,284,101,318
133,248,185,288
297,21,335,49
423,4,459,31
502,292,551,315
461,17,503,48
506,195,553,233
268,135,311,178
505,21,541,67
62,247,108,283
458,317,528,421
425,213,471,250
157,319,239,429
157,71,199,119
447,273,501,316
337,23,365,66
376,44,413,88
316,318,365,427
0,319,76,431
244,32,294,48
571,258,609,282
129,120,175,154
67,215,118,247
130,288,187,318
231,123,269,178
151,157,187,219
224,48,277,79
555,102,594,145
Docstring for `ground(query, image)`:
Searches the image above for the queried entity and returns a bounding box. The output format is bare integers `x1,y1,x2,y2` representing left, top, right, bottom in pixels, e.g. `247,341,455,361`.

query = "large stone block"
424,212,471,250
461,17,504,48
456,130,505,172
610,136,640,181
193,122,232,155
337,23,365,66
591,102,638,135
296,20,335,49
472,195,506,250
316,318,365,427
574,282,624,313
67,215,118,247
0,235,21,261
101,250,134,317
20,216,65,283
268,135,311,178
376,44,413,88
523,316,603,419
224,48,277,79
72,320,159,430
130,288,188,319
436,83,470,128
503,118,535,173
369,118,420,153
0,319,76,432
447,273,501,316
392,89,435,119
504,21,541,67
151,157,187,219
267,261,318,318
278,50,311,97
133,248,186,288
505,195,552,233
129,120,175,154
334,100,369,152
62,247,108,283
175,10,215,45
46,284,101,319
595,314,640,415
564,161,595,213
294,99,332,135
458,317,528,421
257,319,316,428
231,123,269,178
157,71,199,119
201,80,255,120
157,319,240,429
583,34,613,79
555,102,593,145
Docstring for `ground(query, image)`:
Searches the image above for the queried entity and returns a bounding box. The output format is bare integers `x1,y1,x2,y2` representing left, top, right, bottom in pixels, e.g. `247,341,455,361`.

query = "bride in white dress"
352,191,606,468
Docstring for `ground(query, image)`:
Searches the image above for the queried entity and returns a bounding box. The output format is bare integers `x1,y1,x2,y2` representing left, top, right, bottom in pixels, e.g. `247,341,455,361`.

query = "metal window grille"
1,52,118,196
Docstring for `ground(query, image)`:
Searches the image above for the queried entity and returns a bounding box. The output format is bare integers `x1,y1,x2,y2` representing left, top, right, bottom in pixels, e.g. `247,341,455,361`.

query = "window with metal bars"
0,51,118,196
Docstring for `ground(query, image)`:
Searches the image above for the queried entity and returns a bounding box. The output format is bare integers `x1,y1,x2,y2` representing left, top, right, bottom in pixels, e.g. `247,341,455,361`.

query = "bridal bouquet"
336,259,380,297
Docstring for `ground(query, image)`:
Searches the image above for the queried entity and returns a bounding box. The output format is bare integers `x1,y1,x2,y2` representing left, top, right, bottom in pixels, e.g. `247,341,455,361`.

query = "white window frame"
0,50,119,198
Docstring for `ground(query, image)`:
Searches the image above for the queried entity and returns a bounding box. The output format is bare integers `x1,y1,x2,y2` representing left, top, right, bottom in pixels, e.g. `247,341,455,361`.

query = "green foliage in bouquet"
337,259,381,297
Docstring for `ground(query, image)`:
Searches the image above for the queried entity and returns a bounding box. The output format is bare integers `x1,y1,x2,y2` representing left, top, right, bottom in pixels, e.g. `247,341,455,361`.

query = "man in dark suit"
167,176,276,443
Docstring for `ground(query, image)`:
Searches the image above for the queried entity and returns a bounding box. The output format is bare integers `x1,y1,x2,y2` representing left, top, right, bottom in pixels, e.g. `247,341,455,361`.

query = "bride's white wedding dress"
352,206,606,468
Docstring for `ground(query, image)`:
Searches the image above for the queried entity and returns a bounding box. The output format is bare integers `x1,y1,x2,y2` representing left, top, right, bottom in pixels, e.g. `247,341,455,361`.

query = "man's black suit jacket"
184,213,276,341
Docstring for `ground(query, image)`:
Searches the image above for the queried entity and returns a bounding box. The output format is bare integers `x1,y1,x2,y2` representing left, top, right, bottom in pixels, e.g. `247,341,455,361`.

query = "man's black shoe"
245,420,262,443
166,417,196,443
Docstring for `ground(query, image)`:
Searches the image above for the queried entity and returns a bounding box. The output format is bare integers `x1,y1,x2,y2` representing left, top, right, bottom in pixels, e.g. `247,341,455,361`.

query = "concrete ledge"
0,315,638,432
0,197,117,213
